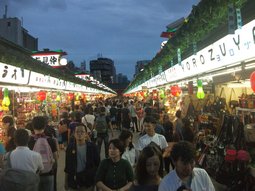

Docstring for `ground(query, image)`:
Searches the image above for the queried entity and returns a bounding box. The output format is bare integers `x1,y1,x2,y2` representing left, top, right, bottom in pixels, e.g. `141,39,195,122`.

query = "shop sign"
75,74,91,81
28,71,66,89
146,71,167,88
32,53,67,67
165,19,255,83
0,62,30,85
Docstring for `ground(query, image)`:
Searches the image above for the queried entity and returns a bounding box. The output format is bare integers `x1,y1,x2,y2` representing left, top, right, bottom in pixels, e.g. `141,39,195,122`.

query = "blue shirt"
0,142,5,154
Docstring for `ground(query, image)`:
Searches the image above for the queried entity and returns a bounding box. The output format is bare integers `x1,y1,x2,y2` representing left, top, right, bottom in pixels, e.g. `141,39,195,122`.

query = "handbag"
244,123,255,143
229,88,239,109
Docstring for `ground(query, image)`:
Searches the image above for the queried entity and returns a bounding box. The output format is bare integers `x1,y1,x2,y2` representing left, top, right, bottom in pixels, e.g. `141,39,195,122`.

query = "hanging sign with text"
0,62,30,85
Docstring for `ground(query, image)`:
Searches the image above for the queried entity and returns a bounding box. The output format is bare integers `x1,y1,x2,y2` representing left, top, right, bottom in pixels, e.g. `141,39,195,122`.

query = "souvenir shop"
125,15,255,189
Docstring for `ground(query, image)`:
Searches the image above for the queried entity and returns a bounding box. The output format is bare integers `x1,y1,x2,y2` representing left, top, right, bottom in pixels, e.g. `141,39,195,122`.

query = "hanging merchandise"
2,88,11,111
37,90,47,102
250,71,255,92
197,80,205,99
51,92,57,100
68,92,74,100
144,90,148,98
159,89,165,99
56,92,61,102
152,89,158,100
171,85,181,97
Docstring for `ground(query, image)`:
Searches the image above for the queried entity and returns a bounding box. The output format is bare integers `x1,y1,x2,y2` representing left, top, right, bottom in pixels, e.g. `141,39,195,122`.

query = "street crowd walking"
0,97,215,191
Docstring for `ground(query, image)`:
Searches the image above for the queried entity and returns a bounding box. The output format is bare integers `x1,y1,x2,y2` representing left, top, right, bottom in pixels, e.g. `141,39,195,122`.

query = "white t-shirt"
122,147,137,168
158,168,215,191
136,133,168,151
9,146,43,173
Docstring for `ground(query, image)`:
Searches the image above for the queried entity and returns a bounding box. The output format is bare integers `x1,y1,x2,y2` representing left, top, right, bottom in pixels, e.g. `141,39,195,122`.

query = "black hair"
171,141,196,164
75,123,87,133
61,112,69,119
136,142,163,185
143,116,156,124
14,129,29,146
175,110,182,118
32,116,46,130
2,115,14,126
108,139,125,156
119,130,134,150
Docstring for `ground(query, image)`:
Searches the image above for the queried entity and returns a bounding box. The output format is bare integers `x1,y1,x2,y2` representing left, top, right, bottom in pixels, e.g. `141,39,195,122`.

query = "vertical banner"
236,8,242,29
192,41,197,55
158,66,162,73
228,4,236,34
177,48,181,65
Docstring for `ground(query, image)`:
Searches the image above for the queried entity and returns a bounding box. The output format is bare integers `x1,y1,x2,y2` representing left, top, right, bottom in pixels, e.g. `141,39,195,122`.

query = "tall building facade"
0,17,38,51
116,73,129,84
90,57,116,84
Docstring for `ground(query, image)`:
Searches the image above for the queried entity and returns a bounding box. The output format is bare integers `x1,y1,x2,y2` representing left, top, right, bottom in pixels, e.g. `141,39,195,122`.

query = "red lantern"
171,85,181,97
250,71,255,92
68,93,74,100
37,91,46,101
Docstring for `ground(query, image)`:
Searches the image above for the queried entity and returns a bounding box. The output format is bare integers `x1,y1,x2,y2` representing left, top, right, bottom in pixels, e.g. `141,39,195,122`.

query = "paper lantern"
159,89,165,99
56,92,61,102
196,80,205,99
68,93,74,100
250,71,255,92
37,91,47,101
171,85,181,97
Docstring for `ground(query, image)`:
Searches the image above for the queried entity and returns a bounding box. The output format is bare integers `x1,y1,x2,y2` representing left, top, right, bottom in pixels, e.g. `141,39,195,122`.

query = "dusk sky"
1,0,199,80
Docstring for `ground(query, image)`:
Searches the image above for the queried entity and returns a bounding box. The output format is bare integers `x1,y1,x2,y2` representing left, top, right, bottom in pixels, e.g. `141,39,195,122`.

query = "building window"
7,22,11,27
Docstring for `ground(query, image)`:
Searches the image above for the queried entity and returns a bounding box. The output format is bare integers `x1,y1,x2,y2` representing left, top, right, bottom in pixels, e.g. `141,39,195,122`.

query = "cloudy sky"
1,0,199,79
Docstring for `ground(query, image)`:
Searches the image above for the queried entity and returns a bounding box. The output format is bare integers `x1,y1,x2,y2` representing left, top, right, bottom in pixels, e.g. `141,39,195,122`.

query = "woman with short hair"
95,139,134,191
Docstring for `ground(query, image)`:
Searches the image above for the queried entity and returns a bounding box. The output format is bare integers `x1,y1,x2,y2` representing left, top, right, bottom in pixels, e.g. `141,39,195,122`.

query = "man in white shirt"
136,116,168,151
8,128,43,173
158,141,215,191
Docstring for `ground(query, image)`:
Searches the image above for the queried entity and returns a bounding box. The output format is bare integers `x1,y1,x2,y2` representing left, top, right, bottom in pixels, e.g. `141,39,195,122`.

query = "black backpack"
0,152,40,191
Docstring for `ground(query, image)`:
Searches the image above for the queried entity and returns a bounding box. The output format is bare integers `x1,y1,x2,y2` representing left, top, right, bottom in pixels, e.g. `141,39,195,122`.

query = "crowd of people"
0,98,215,191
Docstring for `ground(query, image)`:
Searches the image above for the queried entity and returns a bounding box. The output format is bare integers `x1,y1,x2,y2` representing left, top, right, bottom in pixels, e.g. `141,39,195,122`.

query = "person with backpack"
82,107,96,142
64,124,100,191
0,128,43,191
94,107,112,159
28,116,58,191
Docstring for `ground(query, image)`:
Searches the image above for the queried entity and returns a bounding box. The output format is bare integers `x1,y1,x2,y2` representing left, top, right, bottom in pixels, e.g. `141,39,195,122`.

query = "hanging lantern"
2,88,11,107
68,93,74,100
144,91,148,97
159,89,165,99
171,85,181,97
75,93,80,101
37,90,47,102
81,93,86,100
196,80,205,99
56,92,61,102
250,71,255,92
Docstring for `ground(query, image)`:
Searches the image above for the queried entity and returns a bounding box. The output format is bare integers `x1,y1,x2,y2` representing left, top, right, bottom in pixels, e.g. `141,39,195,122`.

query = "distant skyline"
1,0,199,80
